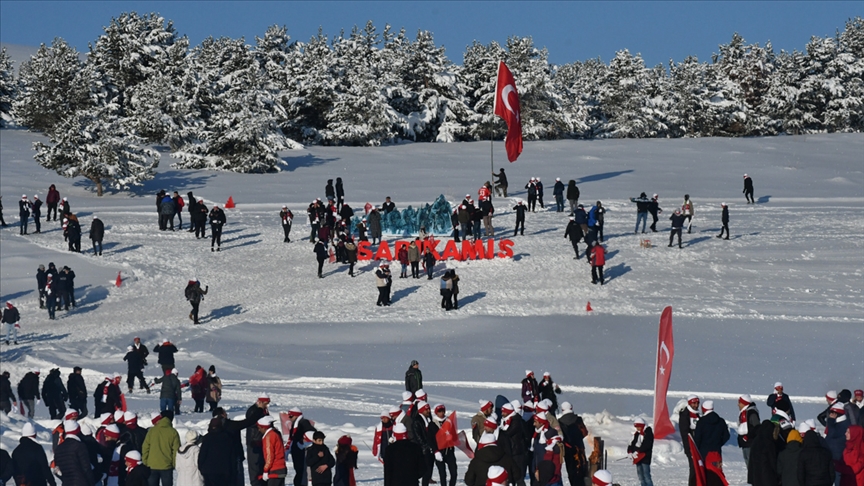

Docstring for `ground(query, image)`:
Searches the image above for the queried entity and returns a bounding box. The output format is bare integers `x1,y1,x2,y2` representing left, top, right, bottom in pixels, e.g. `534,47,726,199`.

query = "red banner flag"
279,412,294,449
653,306,676,439
687,435,707,486
493,61,523,163
436,411,460,450
455,430,475,459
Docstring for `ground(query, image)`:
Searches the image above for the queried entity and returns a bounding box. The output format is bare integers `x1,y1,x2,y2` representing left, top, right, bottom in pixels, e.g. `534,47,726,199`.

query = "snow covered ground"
1,128,863,485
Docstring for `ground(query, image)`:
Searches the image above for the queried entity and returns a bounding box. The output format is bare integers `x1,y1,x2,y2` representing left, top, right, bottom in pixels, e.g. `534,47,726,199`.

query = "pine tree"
14,38,88,134
667,56,713,137
33,103,160,196
504,36,570,139
0,48,14,127
460,40,506,140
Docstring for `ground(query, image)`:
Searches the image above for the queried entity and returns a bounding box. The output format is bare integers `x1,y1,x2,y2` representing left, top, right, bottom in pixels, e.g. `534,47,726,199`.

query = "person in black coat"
429,406,458,486
2,302,20,345
89,216,105,255
557,402,587,486
0,371,16,414
124,452,151,486
335,178,345,209
669,210,686,248
0,448,12,485
37,264,48,308
512,201,527,236
306,432,336,486
499,407,526,486
694,402,730,486
627,419,654,486
18,195,31,235
245,399,270,486
552,178,565,212
384,424,425,486
209,205,227,251
199,417,237,486
797,429,835,486
767,383,796,421
31,195,42,233
186,192,197,233
153,340,178,372
566,180,579,213
41,368,67,419
492,169,508,197
287,409,317,486
717,203,729,240
215,406,259,486
463,439,514,486
12,426,56,486
194,199,208,239
564,217,584,259
53,424,94,486
17,370,40,419
67,367,88,417
538,373,561,414
743,174,754,204
313,239,328,278
647,195,662,232
123,346,148,394
66,217,82,252
405,361,422,394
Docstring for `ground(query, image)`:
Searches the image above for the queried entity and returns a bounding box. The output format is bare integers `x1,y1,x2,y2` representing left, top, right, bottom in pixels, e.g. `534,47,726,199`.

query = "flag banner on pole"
493,61,523,163
653,306,676,438
436,411,460,450
455,430,475,459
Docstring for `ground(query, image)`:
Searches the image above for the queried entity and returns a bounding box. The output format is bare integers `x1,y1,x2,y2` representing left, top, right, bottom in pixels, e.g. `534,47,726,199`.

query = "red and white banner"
493,61,523,163
653,306,676,438
687,435,707,486
436,411,460,450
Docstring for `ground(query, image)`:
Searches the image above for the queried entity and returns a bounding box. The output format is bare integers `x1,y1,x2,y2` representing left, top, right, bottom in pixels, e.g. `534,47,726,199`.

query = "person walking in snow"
512,201,527,236
681,195,695,233
205,366,222,412
589,201,605,242
630,192,650,234
185,279,209,325
46,184,60,221
209,204,226,252
89,215,105,256
717,203,730,240
627,418,654,486
668,210,686,248
376,263,392,306
18,194,31,235
345,239,358,277
647,194,662,232
66,215,82,252
280,206,293,243
313,239,328,278
589,241,606,285
566,180,580,214
2,301,20,345
743,174,755,204
18,368,41,418
41,367,68,419
155,368,182,414
536,178,545,209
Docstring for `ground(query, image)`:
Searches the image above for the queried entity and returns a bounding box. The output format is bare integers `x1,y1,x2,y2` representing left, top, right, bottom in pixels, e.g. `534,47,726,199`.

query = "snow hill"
1,128,863,485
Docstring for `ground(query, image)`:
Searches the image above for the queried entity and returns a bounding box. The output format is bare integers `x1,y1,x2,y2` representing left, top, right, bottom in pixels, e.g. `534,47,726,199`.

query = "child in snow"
306,431,335,486
333,435,358,486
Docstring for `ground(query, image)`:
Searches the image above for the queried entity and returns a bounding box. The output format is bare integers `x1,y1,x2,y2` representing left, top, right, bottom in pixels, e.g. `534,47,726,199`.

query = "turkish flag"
493,61,523,163
436,411,460,450
687,435,707,486
279,412,294,449
652,306,676,439
455,430,475,459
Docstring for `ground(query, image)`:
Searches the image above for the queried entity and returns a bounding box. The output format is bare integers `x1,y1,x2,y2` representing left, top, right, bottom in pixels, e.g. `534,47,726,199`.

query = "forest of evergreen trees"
0,13,860,191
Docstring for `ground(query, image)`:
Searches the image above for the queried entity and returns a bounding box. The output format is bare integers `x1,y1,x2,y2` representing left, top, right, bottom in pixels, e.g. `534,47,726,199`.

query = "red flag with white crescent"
493,61,523,163
653,306,676,438
436,411,460,450
687,435,707,486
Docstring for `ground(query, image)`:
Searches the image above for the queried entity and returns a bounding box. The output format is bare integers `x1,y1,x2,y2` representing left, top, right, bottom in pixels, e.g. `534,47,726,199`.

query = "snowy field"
1,128,863,485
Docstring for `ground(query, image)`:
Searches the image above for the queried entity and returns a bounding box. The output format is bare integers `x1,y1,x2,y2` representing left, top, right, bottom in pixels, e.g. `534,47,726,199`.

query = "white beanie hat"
64,420,80,434
774,382,783,389
826,390,838,401
22,422,36,437
797,422,811,435
634,417,646,426
560,401,573,412
125,450,142,461
478,433,497,446
257,416,275,427
124,411,137,422
79,422,93,436
171,368,178,375
702,400,715,411
487,465,508,485
593,470,613,486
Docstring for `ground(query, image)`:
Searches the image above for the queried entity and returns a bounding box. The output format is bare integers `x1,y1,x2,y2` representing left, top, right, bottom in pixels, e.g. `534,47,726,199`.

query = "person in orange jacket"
259,416,288,485
589,241,605,285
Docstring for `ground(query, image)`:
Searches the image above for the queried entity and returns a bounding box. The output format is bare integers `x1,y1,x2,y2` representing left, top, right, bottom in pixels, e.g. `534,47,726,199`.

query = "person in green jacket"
154,368,182,414
143,410,180,485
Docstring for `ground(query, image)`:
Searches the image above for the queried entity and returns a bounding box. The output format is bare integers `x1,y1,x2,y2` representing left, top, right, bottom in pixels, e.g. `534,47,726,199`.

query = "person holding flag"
430,404,457,486
627,418,654,486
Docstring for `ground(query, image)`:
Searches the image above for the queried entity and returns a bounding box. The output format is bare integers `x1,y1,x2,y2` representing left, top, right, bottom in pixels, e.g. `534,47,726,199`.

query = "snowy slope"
1,128,863,485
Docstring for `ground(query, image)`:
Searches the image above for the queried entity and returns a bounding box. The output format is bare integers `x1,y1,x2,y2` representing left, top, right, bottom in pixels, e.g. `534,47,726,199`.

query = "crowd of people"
3,356,860,486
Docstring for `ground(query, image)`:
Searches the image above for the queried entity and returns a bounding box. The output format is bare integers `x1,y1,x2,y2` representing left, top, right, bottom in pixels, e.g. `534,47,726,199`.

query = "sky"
1,1,861,66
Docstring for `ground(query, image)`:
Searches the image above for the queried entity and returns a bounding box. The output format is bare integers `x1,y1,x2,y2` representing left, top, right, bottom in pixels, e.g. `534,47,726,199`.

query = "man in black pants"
376,263,392,306
669,210,685,248
209,204,226,251
648,194,662,232
743,174,754,204
513,201,527,236
717,203,730,240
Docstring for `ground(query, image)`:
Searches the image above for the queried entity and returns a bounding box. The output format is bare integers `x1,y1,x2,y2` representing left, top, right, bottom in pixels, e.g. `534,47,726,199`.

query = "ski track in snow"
2,130,863,486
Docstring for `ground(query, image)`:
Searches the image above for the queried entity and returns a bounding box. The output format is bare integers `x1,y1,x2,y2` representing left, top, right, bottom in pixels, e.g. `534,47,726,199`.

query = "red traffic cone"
224,196,235,209
586,301,593,312
115,272,122,287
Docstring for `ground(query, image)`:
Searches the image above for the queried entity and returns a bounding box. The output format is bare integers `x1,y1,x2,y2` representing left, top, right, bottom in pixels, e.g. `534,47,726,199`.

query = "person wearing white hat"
767,382,796,422
512,199,527,236
177,428,204,486
521,371,539,404
694,400,729,483
54,419,95,484
551,177,565,212
464,434,505,486
154,367,182,415
13,420,56,485
30,194,42,233
153,338,179,373
373,409,395,463
743,174,754,204
627,417,654,486
538,372,562,414
524,178,538,212
285,406,315,486
383,423,425,485
717,202,730,240
592,469,613,486
125,450,149,484
557,401,589,483
736,394,760,470
208,203,226,252
471,400,495,443
279,205,293,243
375,261,392,306
817,390,840,427
18,194,31,235
429,403,457,486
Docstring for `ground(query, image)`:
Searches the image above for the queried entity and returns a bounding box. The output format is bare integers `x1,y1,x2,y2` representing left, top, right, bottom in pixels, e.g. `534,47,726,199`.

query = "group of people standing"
156,189,227,251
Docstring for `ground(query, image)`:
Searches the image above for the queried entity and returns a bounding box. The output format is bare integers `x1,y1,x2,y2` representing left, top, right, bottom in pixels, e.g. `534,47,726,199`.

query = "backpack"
185,285,195,301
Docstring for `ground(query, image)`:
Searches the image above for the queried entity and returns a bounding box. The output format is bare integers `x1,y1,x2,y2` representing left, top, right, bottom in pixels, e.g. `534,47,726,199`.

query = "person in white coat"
176,429,204,486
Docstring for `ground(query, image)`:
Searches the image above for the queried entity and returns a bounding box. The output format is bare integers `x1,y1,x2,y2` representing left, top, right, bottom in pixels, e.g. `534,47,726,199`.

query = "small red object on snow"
224,196,235,209
586,301,593,312
115,272,122,287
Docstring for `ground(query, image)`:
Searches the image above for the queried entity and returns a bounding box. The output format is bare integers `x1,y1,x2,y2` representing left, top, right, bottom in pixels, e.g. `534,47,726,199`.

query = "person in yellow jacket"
142,410,180,485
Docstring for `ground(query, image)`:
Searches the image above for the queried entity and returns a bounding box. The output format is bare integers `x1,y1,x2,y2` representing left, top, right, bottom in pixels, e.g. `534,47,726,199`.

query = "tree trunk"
92,178,103,197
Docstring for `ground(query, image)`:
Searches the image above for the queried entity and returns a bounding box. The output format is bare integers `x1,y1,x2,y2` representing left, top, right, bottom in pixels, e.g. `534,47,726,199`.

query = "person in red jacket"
258,416,288,485
589,241,606,285
397,245,409,279
189,366,207,413
844,425,864,486
46,184,60,222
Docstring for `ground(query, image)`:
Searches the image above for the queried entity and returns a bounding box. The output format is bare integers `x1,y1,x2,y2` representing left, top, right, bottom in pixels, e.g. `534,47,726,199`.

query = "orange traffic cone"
586,301,593,312
115,272,122,287
225,196,235,209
